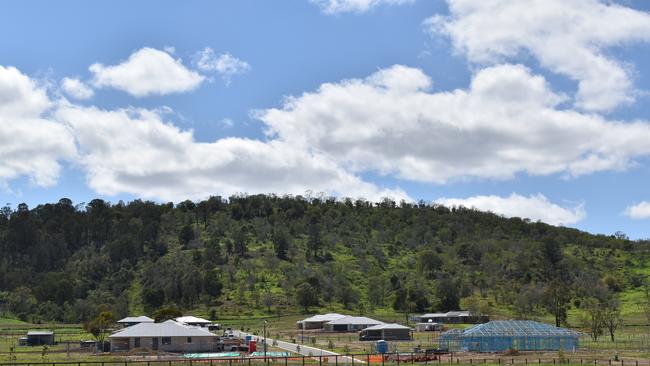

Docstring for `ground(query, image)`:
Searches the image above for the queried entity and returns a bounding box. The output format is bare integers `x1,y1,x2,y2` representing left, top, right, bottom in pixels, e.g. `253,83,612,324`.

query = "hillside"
0,195,648,326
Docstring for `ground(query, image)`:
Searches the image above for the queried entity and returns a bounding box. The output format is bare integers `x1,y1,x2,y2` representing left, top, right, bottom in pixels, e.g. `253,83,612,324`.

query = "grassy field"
2,310,650,365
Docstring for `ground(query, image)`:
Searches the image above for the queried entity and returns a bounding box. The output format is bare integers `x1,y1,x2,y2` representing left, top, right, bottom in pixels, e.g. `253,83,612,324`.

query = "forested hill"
0,195,647,325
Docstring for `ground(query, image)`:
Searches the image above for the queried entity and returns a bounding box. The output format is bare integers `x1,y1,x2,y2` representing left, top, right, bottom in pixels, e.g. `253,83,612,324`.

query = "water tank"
376,340,388,354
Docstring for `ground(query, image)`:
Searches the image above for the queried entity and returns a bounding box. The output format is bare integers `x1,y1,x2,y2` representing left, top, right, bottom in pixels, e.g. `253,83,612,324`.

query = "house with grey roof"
359,323,412,341
109,320,218,352
296,313,347,330
323,316,384,332
412,311,488,324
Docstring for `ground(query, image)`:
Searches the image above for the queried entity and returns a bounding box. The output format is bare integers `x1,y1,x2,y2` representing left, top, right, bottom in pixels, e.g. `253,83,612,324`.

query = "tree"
295,282,319,312
178,225,194,248
581,298,604,341
543,281,572,327
602,299,622,342
83,311,115,349
437,278,460,311
272,227,290,260
153,305,182,322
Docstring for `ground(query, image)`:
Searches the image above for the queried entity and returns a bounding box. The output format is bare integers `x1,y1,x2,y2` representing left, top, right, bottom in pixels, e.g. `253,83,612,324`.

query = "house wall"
111,336,218,353
381,329,411,341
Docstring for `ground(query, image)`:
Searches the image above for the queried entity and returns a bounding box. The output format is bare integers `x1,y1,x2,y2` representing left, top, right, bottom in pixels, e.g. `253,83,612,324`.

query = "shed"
323,316,384,332
440,320,580,352
109,320,218,352
297,313,346,330
26,331,55,346
359,323,412,341
117,316,154,328
175,316,212,327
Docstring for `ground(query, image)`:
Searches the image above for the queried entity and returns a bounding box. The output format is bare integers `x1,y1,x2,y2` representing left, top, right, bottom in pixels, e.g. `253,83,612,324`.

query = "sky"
2,0,650,238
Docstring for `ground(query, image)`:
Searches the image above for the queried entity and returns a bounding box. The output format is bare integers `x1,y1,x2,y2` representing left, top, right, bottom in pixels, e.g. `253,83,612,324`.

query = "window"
134,338,140,348
162,337,172,345
187,337,193,343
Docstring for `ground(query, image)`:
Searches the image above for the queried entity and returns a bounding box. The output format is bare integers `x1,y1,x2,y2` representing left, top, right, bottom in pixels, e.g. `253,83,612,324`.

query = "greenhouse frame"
440,320,580,352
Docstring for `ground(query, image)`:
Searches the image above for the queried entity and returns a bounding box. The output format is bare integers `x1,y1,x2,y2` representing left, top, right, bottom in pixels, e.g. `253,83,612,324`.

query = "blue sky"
2,0,650,238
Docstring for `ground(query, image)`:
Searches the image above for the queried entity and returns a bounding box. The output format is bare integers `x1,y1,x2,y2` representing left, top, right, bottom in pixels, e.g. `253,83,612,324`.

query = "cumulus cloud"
90,47,204,97
55,104,408,202
0,66,76,187
257,64,650,183
61,77,94,100
436,193,585,225
311,0,414,14
426,0,650,111
624,201,650,220
195,48,250,85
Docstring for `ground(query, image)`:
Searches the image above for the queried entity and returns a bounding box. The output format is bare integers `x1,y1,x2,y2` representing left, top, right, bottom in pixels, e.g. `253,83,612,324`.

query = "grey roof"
109,320,216,338
117,316,154,323
298,313,347,323
27,331,54,336
362,323,412,331
327,316,384,326
175,316,211,324
419,311,472,318
454,320,580,337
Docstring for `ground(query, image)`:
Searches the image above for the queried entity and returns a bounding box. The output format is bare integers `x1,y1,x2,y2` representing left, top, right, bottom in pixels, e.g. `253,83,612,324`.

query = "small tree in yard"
83,311,115,351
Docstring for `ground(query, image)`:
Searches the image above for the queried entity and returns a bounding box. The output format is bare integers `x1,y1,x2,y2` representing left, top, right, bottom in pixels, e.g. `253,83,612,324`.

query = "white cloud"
436,193,585,225
195,48,250,84
220,118,234,128
624,201,650,220
61,77,94,100
257,64,650,183
426,0,650,111
89,47,204,97
311,0,414,14
55,104,408,202
0,66,76,187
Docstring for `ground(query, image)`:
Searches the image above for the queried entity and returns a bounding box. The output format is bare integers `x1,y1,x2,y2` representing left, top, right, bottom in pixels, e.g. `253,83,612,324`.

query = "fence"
3,353,650,366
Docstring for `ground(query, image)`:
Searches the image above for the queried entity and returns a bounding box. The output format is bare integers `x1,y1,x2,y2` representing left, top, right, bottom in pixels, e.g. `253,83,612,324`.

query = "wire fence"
3,353,650,366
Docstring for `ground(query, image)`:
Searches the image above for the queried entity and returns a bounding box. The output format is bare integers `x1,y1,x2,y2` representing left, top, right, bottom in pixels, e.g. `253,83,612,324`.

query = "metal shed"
359,323,412,341
440,320,580,352
26,331,55,346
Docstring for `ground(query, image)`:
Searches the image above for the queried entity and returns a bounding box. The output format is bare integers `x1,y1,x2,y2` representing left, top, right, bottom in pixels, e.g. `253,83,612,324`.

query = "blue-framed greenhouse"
440,320,580,352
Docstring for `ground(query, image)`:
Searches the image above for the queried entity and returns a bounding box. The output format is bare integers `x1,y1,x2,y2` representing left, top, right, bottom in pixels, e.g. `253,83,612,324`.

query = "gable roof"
326,316,384,325
109,320,216,338
176,316,211,324
117,316,154,324
458,320,580,337
362,323,412,331
298,313,347,323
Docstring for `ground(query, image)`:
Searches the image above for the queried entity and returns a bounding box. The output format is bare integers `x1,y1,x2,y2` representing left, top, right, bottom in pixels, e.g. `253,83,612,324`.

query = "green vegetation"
0,195,649,332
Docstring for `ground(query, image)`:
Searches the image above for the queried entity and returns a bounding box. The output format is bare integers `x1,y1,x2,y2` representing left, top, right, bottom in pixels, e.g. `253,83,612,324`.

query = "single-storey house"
323,316,384,332
415,322,444,332
359,323,412,341
109,320,218,353
175,316,212,327
117,316,154,328
413,311,489,324
26,331,55,346
296,313,346,330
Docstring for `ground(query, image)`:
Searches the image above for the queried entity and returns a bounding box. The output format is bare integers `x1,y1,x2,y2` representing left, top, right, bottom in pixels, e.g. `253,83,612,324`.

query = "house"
26,331,55,346
109,320,218,352
117,316,154,328
412,311,489,324
439,320,580,352
296,313,347,330
323,316,384,332
175,316,212,327
359,323,412,341
414,322,443,332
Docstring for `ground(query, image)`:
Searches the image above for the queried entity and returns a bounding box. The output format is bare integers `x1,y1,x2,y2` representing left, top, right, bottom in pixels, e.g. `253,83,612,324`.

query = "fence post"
412,353,415,364
320,356,322,366
303,356,305,366
286,357,288,366
368,355,371,365
229,359,232,366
